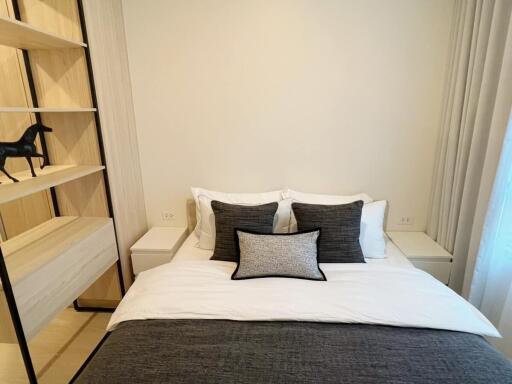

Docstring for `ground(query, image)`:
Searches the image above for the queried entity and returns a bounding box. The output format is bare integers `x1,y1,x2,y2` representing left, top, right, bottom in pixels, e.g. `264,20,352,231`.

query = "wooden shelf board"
0,16,86,50
0,217,117,341
0,107,96,113
0,165,105,205
1,217,111,284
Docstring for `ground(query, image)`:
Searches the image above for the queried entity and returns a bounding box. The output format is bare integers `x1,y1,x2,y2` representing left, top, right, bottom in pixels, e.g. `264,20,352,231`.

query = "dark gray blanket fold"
76,320,512,384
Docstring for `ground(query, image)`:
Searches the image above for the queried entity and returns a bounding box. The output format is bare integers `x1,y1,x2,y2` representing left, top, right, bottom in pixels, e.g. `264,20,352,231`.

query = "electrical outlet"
161,210,175,221
398,216,415,226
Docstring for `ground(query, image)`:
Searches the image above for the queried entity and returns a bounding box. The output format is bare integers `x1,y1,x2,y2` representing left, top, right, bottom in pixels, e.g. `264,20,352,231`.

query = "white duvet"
109,247,499,337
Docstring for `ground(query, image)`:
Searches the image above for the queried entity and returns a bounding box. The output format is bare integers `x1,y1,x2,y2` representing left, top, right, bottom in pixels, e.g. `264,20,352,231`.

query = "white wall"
122,0,455,231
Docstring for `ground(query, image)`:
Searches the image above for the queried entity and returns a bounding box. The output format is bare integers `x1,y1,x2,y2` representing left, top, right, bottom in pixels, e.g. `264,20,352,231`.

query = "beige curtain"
427,0,512,293
464,12,512,299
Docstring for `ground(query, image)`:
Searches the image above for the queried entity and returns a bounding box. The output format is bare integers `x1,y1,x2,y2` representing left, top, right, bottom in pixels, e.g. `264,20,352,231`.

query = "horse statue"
0,124,52,183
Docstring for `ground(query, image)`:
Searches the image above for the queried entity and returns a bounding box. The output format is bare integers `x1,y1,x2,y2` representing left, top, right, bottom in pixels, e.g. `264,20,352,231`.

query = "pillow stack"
191,188,388,266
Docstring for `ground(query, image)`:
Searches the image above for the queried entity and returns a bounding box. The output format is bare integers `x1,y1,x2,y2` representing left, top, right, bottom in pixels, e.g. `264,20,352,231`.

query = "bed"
74,234,512,383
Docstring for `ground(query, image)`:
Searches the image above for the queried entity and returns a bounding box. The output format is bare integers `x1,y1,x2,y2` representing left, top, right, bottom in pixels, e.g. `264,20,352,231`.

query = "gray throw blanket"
76,319,512,383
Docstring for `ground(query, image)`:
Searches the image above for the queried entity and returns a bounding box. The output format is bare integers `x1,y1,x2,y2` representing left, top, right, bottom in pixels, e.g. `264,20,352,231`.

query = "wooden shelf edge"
1,216,113,283
0,107,96,113
0,165,105,205
0,15,86,50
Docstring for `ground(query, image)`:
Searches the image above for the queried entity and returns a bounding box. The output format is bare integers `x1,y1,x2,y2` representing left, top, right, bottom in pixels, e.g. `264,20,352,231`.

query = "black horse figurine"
0,124,52,183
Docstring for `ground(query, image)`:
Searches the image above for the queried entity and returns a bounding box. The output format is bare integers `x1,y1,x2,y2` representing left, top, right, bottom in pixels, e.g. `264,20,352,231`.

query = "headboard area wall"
122,0,456,232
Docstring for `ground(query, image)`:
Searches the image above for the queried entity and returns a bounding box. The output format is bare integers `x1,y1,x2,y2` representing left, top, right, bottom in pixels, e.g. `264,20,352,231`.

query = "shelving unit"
0,15,86,49
0,107,96,113
0,165,104,204
0,1,128,382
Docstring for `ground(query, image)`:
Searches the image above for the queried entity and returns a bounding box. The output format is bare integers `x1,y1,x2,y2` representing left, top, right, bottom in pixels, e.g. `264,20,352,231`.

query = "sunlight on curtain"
469,111,512,357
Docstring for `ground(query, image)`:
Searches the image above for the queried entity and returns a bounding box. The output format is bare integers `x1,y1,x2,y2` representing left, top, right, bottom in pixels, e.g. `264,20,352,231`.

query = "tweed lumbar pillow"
291,200,365,263
211,200,278,262
232,229,326,281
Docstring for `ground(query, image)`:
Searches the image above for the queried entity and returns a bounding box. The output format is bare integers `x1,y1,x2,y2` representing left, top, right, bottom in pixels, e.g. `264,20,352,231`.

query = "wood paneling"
42,113,100,165
17,0,83,41
82,0,148,288
27,49,93,108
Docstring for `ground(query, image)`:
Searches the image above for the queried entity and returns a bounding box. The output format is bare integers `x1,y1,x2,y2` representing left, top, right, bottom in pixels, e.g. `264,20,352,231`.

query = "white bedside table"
131,226,188,276
387,231,453,284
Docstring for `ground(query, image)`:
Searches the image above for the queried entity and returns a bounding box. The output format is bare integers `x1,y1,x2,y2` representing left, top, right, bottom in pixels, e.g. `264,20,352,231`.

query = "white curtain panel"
494,285,512,358
467,111,512,358
427,0,512,292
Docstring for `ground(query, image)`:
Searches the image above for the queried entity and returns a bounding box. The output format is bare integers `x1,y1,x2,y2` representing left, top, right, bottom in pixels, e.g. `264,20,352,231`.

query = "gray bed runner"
76,319,512,383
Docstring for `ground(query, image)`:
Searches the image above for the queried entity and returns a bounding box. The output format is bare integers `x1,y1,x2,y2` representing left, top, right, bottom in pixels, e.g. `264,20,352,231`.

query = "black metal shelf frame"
0,1,126,382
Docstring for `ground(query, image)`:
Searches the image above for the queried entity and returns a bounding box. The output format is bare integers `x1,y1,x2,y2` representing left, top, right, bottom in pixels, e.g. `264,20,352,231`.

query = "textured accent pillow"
197,196,292,250
232,229,326,281
211,201,278,262
191,188,284,238
286,193,386,258
283,189,373,232
292,201,365,263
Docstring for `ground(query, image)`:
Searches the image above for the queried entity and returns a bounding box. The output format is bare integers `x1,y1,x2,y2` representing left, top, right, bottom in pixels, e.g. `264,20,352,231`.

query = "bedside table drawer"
411,261,451,284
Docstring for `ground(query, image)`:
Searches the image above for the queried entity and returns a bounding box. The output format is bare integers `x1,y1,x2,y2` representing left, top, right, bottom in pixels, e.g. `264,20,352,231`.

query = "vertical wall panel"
82,0,147,288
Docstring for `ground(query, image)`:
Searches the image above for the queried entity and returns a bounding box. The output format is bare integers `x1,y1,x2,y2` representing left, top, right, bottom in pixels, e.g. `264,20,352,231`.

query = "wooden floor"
0,308,110,383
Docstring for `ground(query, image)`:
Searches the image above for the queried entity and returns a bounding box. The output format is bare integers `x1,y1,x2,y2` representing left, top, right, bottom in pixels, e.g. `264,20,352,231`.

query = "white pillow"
191,188,290,250
284,189,374,206
359,200,387,258
284,189,374,232
284,189,386,258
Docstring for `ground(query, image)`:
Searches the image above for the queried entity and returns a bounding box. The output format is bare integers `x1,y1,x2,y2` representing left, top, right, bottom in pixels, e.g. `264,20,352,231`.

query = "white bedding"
174,233,414,267
109,234,499,337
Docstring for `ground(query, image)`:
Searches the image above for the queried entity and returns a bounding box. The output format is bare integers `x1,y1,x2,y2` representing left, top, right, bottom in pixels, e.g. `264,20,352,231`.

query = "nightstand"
387,231,453,284
131,226,188,276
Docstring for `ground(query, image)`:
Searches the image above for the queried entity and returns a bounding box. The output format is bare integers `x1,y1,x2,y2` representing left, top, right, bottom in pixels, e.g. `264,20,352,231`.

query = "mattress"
173,233,415,270
108,234,496,336
74,233,512,383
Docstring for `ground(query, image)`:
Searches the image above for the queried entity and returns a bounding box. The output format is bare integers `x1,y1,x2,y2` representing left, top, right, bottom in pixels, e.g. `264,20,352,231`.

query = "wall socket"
398,216,415,226
161,210,175,221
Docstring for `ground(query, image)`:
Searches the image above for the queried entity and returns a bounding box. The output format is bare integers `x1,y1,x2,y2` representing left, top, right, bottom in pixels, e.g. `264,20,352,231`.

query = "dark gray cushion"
211,201,278,262
292,201,365,263
232,229,326,281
